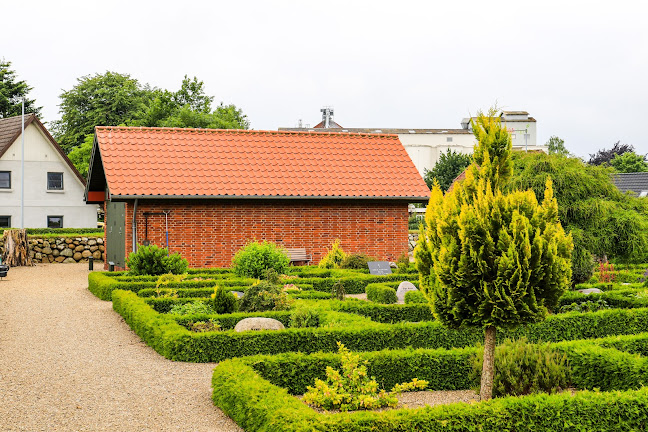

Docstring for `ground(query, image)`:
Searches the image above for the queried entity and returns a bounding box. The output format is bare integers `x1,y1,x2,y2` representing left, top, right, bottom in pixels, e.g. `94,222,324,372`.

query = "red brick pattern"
112,199,409,268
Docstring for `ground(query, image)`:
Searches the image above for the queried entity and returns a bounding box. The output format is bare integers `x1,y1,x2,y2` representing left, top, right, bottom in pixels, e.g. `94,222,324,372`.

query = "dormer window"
47,172,64,190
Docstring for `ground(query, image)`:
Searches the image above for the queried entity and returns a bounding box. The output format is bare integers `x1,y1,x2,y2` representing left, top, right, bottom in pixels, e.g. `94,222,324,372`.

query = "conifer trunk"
480,325,497,401
1,229,32,267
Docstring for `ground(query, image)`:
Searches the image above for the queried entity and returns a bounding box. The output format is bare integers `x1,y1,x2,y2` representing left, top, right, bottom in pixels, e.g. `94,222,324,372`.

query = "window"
0,171,10,189
47,172,64,190
0,216,10,228
511,134,517,139
47,216,63,228
446,137,453,142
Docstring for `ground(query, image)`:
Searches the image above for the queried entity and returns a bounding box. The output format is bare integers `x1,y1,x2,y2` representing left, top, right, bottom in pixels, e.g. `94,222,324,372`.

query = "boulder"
90,246,98,252
63,258,76,263
57,244,66,250
234,317,285,332
73,252,83,261
396,281,418,304
54,256,66,263
35,253,42,260
65,238,73,244
92,250,102,260
99,245,105,252
74,245,84,252
81,250,92,258
60,248,74,257
42,247,52,255
578,288,603,295
47,255,54,263
68,244,75,249
97,238,104,244
88,239,97,246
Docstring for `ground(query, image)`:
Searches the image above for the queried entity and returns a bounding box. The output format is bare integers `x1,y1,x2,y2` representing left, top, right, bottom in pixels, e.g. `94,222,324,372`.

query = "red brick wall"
113,199,409,269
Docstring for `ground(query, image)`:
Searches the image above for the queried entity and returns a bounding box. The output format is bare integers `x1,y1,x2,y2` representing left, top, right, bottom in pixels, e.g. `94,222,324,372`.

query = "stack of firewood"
1,229,33,266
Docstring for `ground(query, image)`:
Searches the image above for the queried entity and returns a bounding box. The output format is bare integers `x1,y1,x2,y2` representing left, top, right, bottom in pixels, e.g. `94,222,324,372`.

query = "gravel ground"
0,264,241,432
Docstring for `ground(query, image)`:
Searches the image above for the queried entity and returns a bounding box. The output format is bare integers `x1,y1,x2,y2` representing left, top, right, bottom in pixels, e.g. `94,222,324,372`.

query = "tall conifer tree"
415,108,573,400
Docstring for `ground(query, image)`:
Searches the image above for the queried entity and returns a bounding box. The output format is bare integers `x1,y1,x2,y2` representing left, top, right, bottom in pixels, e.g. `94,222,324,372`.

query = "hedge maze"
89,264,648,431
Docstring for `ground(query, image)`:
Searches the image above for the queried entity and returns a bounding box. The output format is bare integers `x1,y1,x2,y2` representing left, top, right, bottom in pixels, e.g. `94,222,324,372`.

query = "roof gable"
0,114,86,186
92,127,430,200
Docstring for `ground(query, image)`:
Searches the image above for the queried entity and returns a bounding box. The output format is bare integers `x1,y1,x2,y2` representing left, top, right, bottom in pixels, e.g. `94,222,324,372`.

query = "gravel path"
0,264,241,432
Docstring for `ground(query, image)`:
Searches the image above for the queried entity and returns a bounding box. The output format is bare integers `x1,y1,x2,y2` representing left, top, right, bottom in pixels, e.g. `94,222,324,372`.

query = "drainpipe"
132,199,139,253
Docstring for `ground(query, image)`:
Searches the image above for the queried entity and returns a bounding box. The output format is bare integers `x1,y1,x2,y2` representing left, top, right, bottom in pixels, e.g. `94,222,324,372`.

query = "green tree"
52,71,152,152
610,152,648,173
415,109,573,401
0,60,42,118
546,136,570,156
509,152,648,269
423,149,472,191
67,134,94,178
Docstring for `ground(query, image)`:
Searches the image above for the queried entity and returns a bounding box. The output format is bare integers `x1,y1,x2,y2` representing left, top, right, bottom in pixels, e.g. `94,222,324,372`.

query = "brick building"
85,127,429,269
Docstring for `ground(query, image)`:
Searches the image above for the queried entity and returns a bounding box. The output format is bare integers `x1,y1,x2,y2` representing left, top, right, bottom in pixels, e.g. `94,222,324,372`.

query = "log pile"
1,229,33,266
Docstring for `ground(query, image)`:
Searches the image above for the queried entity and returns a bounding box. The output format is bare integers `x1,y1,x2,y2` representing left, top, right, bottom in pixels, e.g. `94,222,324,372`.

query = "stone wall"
0,237,105,264
408,232,419,253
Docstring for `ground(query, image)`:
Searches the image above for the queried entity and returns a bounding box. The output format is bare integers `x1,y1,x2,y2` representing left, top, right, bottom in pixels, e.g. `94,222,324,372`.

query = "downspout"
132,199,139,253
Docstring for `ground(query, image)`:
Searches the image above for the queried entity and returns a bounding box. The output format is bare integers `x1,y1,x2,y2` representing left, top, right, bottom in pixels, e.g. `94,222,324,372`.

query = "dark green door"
106,201,126,267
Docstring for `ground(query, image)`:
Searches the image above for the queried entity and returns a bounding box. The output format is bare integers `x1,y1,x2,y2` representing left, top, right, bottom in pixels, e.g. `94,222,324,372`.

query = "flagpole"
21,99,25,229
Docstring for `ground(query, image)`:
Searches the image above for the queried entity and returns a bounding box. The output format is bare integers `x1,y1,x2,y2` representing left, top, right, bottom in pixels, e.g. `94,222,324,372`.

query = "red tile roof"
94,127,430,200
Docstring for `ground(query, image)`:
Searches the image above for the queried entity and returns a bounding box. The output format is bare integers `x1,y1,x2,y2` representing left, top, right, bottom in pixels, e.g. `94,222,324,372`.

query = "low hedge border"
330,300,433,323
559,288,648,310
111,289,648,362
212,345,648,432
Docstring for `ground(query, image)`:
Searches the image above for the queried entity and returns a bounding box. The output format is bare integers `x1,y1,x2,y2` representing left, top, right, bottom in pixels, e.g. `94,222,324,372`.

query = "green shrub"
571,229,595,285
239,281,292,312
318,239,346,269
560,299,610,313
188,319,221,332
211,285,238,314
126,244,188,276
303,342,427,411
404,290,427,304
366,283,397,304
289,308,321,328
330,280,346,300
169,300,214,315
396,252,410,273
261,268,282,284
231,241,290,278
472,338,570,397
340,253,372,270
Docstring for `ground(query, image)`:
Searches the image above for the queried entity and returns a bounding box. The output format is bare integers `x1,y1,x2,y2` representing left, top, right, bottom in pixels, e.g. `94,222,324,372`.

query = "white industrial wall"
0,123,98,228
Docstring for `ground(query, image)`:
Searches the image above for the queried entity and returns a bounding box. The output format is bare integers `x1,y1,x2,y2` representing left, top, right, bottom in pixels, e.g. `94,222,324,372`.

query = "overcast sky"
3,0,647,158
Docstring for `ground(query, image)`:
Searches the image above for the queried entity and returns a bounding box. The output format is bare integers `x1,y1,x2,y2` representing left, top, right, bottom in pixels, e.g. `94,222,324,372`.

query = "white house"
280,109,547,178
0,114,98,228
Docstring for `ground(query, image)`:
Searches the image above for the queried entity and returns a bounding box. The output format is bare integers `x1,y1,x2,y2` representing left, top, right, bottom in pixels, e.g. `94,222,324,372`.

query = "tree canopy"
53,71,250,177
508,152,648,269
588,141,634,166
546,136,570,156
423,149,472,191
610,152,648,173
415,109,572,400
0,60,42,118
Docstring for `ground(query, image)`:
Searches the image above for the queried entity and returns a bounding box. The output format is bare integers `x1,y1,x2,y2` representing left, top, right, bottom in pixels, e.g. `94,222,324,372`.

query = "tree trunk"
480,325,497,401
1,229,33,267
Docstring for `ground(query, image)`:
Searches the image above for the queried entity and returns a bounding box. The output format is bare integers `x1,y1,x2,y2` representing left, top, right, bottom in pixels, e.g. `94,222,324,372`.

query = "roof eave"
109,194,430,202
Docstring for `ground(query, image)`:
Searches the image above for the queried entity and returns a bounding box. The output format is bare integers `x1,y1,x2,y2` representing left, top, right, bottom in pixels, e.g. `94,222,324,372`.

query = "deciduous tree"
0,60,41,118
588,141,634,166
610,151,648,173
423,149,471,191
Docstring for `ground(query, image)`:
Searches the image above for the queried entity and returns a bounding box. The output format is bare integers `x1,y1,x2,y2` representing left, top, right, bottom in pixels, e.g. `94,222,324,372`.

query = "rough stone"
65,238,73,244
63,258,76,263
42,247,52,255
74,245,85,252
52,249,60,257
81,250,92,258
578,288,603,295
35,253,42,260
57,244,66,250
396,281,418,304
60,248,74,258
88,239,97,246
47,255,54,263
92,251,102,260
97,238,104,244
54,256,66,263
234,317,285,332
89,246,99,252
99,245,105,252
73,252,83,261
68,244,75,249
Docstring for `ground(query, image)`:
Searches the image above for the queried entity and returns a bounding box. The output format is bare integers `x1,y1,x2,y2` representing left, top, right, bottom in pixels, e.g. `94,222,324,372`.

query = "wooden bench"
285,248,312,265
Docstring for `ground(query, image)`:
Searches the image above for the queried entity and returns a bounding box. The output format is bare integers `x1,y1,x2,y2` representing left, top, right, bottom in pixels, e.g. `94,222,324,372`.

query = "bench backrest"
285,248,308,261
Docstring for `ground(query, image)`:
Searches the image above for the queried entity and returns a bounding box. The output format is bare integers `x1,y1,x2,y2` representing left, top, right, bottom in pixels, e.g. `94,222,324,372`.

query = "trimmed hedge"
111,289,648,362
331,300,433,323
212,345,648,432
366,283,397,304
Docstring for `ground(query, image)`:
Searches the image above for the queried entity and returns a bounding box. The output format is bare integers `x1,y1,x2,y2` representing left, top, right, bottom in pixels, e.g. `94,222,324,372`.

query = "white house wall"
0,123,98,228
399,133,475,175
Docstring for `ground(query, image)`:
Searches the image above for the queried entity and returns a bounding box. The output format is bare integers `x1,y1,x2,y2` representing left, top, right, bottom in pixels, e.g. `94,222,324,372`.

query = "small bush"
303,342,427,411
189,319,221,332
366,283,397,304
169,300,214,316
331,280,346,300
319,239,346,269
571,230,594,285
212,286,238,314
127,244,188,276
232,241,290,279
560,299,610,313
340,253,373,270
290,308,321,328
396,252,410,273
404,290,427,304
261,268,282,284
239,281,293,312
472,337,570,397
